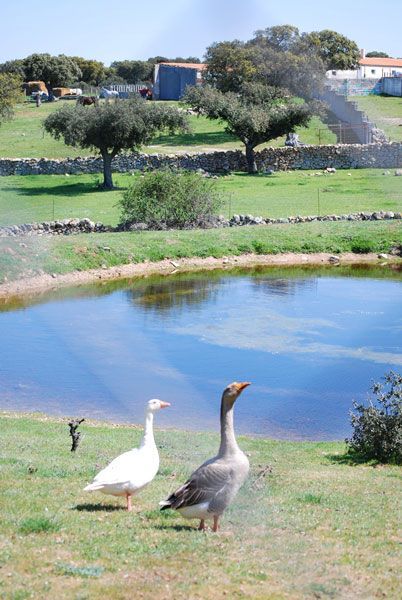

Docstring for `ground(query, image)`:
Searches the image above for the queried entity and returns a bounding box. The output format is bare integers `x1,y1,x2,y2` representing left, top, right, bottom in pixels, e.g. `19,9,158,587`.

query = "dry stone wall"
1,211,401,238
0,143,401,176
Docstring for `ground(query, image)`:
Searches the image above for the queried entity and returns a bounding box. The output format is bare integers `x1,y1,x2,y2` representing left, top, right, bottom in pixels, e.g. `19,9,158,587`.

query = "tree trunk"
245,144,258,174
101,151,114,189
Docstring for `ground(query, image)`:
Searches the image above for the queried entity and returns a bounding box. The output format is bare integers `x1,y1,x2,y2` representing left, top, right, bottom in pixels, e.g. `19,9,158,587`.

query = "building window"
371,69,376,74
332,70,337,76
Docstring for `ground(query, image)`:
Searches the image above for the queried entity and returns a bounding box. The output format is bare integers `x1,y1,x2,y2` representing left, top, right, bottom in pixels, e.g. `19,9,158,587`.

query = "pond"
1,265,401,440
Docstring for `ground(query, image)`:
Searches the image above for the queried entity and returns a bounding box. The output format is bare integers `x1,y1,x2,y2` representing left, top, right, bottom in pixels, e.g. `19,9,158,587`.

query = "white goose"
84,399,170,511
160,382,250,531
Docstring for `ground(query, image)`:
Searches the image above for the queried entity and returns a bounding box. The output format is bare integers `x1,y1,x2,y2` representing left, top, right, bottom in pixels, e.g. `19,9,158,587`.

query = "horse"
76,96,98,107
99,88,119,102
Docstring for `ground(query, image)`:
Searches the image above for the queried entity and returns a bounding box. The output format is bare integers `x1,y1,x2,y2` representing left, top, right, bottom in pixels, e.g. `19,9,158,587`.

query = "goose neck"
140,411,155,449
219,399,238,456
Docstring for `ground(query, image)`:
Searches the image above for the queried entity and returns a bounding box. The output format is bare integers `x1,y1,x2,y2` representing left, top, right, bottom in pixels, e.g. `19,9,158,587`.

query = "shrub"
350,238,373,254
346,371,402,464
119,169,223,229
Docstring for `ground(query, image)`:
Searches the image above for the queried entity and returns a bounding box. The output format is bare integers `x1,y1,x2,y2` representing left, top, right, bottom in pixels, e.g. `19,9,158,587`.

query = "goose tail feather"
83,482,103,492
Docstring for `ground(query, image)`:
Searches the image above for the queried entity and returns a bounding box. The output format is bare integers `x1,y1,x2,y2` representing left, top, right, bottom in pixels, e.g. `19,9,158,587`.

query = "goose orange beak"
159,401,171,409
234,382,251,392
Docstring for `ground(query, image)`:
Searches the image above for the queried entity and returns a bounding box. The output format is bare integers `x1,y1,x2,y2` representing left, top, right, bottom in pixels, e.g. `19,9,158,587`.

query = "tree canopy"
0,59,25,78
205,28,324,98
110,60,153,84
365,51,390,58
147,56,201,64
204,41,257,93
303,29,360,70
251,25,301,53
0,73,22,126
44,100,189,189
22,53,82,87
71,57,107,86
204,25,361,97
184,83,311,173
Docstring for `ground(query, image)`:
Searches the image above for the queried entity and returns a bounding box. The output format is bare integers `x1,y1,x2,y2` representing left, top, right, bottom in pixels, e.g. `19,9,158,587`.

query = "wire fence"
298,123,387,146
223,187,402,221
2,185,400,228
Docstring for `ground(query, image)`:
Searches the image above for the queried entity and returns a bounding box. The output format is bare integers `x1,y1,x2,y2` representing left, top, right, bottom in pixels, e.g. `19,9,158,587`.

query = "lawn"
0,100,336,159
350,95,402,142
0,169,401,227
0,413,400,599
1,220,401,283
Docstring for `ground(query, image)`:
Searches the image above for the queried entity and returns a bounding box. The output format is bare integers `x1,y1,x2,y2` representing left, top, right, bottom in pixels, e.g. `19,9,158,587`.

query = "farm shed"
153,62,206,100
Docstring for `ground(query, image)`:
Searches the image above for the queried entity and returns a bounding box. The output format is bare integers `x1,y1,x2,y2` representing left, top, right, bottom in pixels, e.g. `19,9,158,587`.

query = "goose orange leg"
212,515,220,532
126,494,132,512
198,519,206,531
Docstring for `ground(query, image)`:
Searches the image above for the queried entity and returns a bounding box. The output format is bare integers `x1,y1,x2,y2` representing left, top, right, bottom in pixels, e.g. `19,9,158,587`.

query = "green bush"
119,169,223,229
350,238,374,254
346,371,402,464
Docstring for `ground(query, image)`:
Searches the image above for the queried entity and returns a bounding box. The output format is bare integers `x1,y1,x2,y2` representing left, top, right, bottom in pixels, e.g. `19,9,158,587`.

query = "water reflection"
252,276,316,297
0,265,401,440
128,277,220,313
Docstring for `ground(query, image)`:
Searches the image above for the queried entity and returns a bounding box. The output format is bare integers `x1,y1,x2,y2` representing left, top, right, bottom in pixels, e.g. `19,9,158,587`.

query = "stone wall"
0,143,401,177
1,211,401,237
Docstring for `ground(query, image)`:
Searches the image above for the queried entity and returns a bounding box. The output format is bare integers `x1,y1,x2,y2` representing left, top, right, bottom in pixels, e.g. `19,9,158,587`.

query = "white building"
326,55,402,80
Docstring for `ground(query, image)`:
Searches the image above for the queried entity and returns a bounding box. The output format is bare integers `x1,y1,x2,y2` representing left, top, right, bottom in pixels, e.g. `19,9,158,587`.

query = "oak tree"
184,84,311,173
44,99,189,189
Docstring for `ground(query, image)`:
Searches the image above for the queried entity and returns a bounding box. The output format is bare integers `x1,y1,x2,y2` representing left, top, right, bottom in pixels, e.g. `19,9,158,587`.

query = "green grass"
1,220,401,283
0,100,336,159
0,169,401,227
150,113,336,151
0,413,400,599
0,169,401,284
350,95,402,142
19,516,60,534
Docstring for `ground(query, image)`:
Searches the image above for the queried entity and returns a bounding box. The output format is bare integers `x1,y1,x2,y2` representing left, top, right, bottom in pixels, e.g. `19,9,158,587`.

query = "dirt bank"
0,252,400,300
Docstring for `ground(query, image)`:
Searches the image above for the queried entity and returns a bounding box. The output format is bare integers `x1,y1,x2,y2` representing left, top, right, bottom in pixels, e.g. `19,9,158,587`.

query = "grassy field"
0,169,401,227
350,95,402,142
0,169,401,283
0,414,400,599
0,100,336,159
1,220,401,283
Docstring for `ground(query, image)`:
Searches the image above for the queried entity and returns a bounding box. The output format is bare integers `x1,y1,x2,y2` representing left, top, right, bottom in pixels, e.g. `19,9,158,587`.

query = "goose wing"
88,449,141,486
161,458,234,511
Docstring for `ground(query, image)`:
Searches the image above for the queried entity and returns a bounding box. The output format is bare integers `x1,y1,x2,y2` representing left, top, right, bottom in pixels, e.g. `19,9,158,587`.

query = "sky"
0,0,401,65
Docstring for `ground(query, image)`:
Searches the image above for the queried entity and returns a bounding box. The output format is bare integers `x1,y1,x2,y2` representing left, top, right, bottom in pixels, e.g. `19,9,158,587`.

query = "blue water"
1,266,401,439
